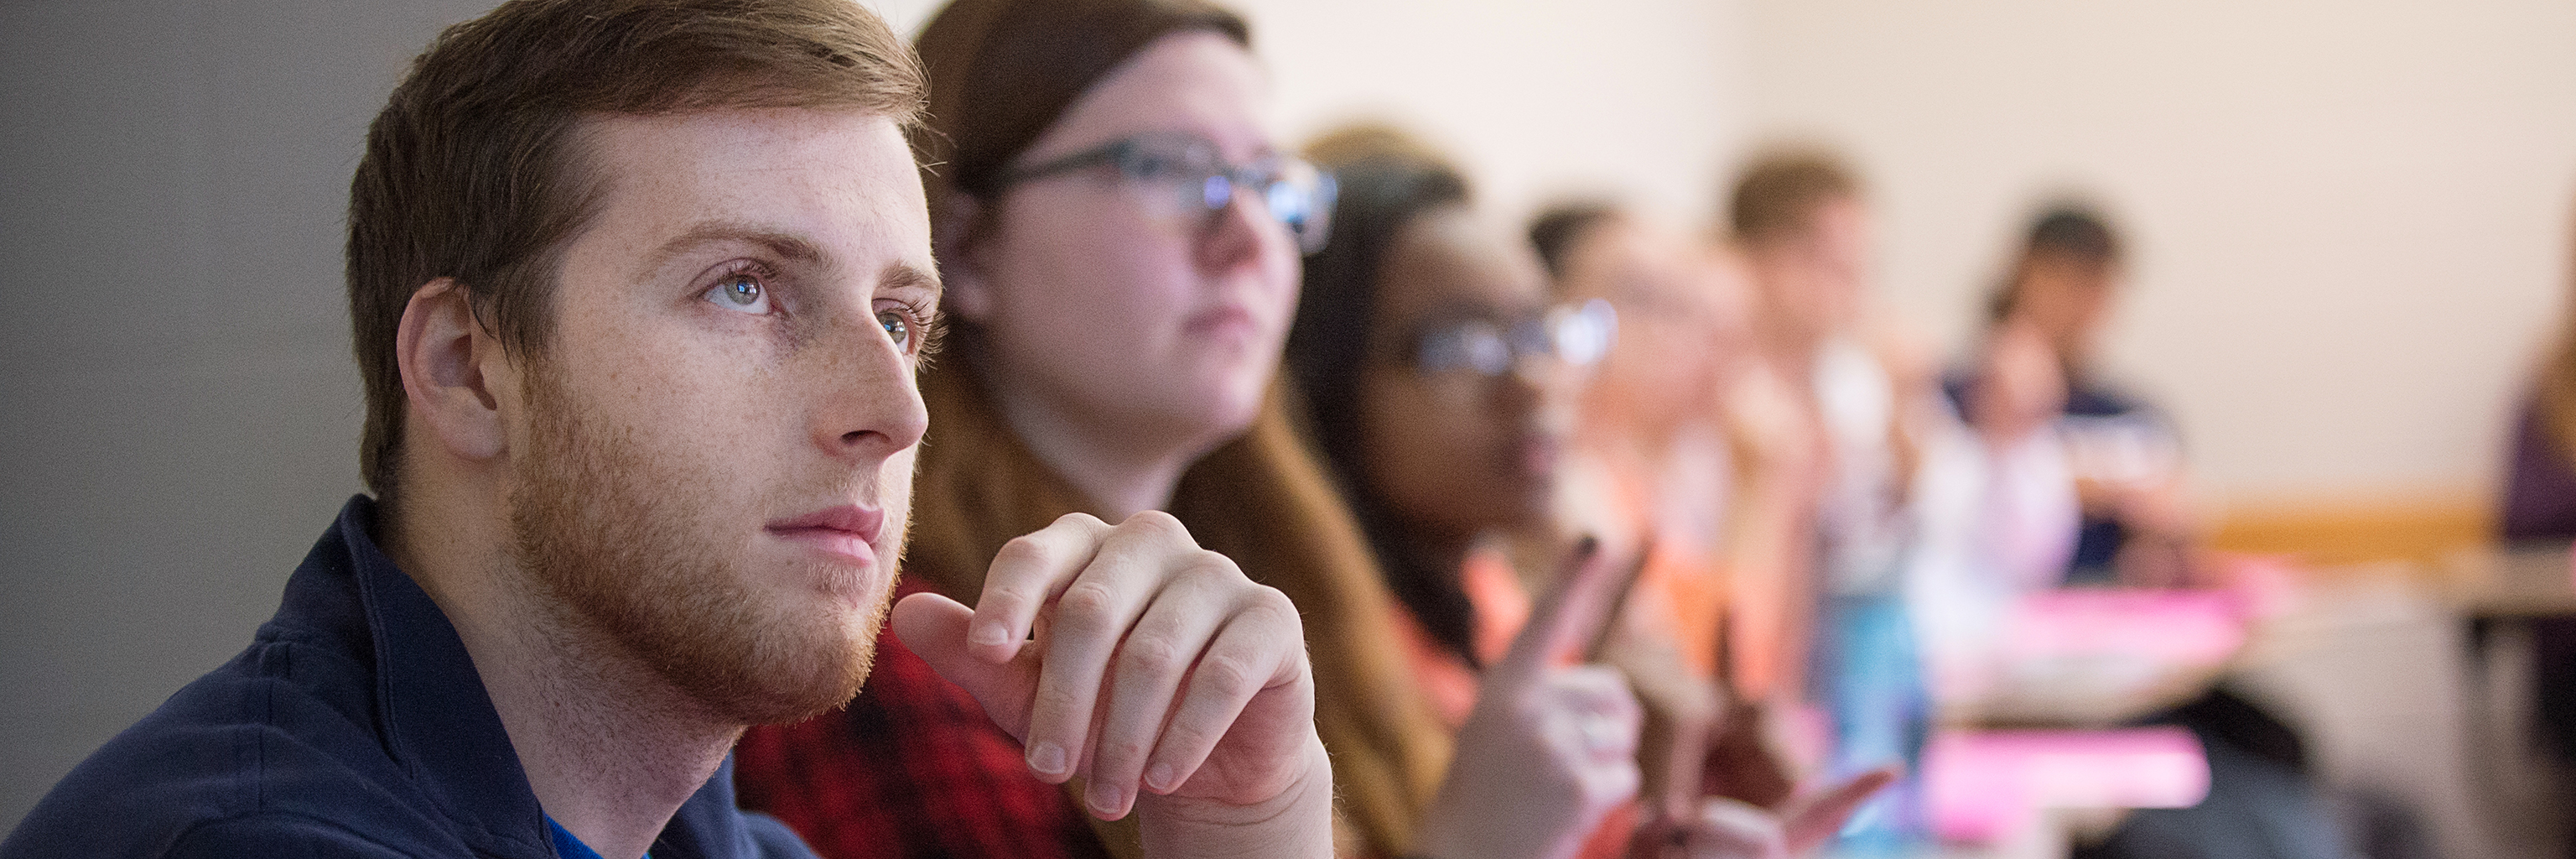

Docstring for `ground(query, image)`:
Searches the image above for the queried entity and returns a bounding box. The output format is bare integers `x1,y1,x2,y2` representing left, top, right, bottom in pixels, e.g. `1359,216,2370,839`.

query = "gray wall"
0,0,494,830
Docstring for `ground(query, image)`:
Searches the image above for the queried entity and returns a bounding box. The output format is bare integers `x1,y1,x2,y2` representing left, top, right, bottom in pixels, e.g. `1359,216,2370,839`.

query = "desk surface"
2444,543,2576,617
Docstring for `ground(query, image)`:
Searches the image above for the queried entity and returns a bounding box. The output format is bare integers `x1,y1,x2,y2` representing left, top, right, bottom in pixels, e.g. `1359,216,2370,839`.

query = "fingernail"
970,620,1010,648
1089,782,1128,817
1145,763,1176,793
1027,742,1067,777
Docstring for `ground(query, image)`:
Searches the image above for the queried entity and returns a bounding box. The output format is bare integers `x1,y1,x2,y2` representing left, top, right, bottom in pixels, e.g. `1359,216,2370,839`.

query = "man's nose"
809,312,930,460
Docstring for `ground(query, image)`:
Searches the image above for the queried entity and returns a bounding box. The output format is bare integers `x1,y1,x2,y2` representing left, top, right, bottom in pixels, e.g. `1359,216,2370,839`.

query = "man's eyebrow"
647,222,828,272
880,261,942,299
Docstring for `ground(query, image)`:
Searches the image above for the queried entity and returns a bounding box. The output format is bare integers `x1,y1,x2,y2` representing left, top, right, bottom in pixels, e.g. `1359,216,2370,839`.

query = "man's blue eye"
709,274,767,312
879,310,911,349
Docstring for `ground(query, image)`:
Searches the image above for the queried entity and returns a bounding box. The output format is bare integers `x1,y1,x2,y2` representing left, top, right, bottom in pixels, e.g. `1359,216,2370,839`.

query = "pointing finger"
1493,537,1629,680
1782,768,1899,854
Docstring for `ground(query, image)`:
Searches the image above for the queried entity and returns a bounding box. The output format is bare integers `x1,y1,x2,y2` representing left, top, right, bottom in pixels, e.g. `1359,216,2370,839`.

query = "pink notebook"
1924,727,2210,844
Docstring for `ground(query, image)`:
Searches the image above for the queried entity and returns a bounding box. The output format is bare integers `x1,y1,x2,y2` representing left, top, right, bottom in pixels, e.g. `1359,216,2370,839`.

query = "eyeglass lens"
1115,139,1335,253
1415,299,1618,377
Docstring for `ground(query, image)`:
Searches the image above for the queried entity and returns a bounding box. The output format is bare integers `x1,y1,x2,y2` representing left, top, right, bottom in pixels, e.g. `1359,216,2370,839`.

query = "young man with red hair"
3,3,1332,857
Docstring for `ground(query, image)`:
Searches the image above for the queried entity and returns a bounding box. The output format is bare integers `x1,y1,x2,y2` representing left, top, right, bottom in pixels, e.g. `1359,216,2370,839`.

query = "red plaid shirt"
735,580,1110,859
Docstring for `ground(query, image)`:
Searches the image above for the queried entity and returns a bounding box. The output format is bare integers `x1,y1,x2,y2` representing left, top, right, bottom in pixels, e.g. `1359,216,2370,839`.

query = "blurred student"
2498,190,2576,841
1529,202,1817,810
727,4,1713,859
2,2,1335,858
2503,195,2576,541
1726,149,1950,854
1965,204,2397,859
1952,205,2197,587
1291,131,1888,859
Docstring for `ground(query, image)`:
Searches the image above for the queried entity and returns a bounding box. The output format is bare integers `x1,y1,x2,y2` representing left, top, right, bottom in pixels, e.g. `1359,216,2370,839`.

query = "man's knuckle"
994,534,1054,569
1248,585,1297,621
1057,581,1119,624
1120,509,1189,542
1182,549,1242,582
1120,634,1184,675
1098,736,1150,768
1158,717,1213,754
1033,681,1087,715
1197,653,1261,698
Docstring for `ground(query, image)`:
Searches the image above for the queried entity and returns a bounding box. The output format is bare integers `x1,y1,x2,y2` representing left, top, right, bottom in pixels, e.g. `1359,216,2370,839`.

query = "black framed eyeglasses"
994,133,1338,254
1409,299,1618,377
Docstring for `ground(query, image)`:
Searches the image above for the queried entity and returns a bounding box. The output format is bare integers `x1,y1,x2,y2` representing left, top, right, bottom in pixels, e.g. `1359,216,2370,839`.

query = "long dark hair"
1281,126,1486,667
1986,202,2123,325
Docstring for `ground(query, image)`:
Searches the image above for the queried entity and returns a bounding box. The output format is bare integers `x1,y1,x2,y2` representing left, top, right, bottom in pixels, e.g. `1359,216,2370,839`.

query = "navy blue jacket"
3,497,816,859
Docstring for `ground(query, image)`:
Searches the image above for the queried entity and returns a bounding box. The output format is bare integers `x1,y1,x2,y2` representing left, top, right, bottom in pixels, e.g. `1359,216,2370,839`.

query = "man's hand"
891,511,1332,859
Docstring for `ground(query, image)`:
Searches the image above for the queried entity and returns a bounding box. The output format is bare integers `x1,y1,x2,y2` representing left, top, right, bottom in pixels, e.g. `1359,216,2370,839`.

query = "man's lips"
764,504,886,565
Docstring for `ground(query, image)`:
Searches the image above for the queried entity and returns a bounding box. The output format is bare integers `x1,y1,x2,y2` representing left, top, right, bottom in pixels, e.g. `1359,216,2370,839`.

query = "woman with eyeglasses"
729,3,1664,858
1286,125,1640,859
1285,129,1889,859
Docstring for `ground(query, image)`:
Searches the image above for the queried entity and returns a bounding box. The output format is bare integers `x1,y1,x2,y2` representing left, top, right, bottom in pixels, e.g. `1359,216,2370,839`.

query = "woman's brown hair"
905,2,1447,854
1280,128,1481,669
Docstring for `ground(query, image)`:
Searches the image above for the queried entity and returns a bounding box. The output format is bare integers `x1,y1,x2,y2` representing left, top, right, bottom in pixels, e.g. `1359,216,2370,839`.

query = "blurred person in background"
1528,201,1820,814
1952,205,2199,589
1291,128,1887,859
2497,187,2576,856
2503,193,2576,543
729,4,1727,859
1725,148,1941,856
1958,203,2411,859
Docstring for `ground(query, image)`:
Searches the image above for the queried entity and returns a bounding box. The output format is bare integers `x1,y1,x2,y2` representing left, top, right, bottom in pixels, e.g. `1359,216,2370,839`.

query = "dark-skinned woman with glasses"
729,2,1695,859
1284,127,1891,859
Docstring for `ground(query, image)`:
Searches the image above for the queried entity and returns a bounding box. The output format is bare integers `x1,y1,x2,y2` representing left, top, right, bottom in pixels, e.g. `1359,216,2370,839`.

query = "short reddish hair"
1727,147,1861,245
345,0,924,499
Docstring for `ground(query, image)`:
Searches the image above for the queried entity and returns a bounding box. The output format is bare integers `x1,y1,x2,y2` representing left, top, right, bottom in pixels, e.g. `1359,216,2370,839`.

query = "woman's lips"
765,504,885,565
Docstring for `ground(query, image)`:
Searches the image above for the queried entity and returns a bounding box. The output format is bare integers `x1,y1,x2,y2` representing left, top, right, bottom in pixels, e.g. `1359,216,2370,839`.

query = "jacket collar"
317,496,761,859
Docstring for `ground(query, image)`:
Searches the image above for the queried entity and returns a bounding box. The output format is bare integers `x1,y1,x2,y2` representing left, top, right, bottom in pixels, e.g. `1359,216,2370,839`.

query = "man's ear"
395,278,512,462
934,190,995,322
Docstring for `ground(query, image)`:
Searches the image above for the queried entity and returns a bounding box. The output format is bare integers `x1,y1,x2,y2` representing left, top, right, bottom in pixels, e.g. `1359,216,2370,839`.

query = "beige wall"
873,0,1753,222
11,0,2570,835
1744,0,2576,502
